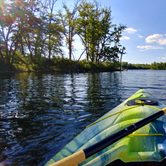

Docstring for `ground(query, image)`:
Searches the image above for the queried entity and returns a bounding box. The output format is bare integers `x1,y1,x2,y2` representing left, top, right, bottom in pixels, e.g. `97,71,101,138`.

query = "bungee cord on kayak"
86,104,162,129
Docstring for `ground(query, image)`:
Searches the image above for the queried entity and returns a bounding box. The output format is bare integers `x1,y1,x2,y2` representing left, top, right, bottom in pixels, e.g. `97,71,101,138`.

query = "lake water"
0,70,166,166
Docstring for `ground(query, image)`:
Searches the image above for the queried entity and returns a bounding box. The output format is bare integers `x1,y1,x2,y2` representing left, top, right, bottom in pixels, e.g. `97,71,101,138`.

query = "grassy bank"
0,58,119,73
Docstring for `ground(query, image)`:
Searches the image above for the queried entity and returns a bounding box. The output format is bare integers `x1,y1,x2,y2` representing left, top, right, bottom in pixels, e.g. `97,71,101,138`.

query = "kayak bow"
45,89,166,166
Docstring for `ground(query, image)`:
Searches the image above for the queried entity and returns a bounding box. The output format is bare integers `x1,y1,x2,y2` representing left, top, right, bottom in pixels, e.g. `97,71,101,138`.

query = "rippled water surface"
0,70,166,165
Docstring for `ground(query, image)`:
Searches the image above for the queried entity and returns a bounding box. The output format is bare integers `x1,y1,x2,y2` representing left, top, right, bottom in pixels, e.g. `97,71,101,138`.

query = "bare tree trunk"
69,26,72,60
74,49,86,71
10,41,18,68
120,47,125,71
0,50,3,61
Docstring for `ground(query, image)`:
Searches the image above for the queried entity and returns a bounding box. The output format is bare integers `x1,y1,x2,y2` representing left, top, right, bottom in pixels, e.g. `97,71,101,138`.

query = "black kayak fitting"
127,98,159,106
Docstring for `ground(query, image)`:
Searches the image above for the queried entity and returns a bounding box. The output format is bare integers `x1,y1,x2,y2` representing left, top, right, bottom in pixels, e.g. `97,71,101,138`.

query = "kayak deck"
45,89,166,166
107,159,166,166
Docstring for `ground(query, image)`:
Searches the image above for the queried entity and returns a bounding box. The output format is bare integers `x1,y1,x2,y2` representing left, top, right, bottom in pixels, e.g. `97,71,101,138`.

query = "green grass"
0,57,119,73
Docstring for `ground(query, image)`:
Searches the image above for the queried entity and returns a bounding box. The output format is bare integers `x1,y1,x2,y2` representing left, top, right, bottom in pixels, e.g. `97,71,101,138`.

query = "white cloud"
120,36,130,40
137,45,164,51
125,27,137,34
162,57,166,59
137,34,143,38
146,34,166,45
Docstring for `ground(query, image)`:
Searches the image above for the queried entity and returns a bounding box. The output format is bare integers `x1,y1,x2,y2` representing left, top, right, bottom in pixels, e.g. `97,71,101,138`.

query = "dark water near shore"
0,70,166,166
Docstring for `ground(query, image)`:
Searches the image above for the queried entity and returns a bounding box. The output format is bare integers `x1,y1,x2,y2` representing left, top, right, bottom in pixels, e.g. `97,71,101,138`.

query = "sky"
57,0,166,64
108,0,166,64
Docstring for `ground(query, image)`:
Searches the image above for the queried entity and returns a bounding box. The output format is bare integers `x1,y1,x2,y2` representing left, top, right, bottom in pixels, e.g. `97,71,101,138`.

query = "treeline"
121,62,151,69
0,0,126,71
150,62,166,70
122,62,166,70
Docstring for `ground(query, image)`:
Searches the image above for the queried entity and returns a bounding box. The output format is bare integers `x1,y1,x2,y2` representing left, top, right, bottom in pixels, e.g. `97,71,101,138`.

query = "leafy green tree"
18,0,42,62
42,15,64,60
0,0,44,67
40,0,64,60
0,0,19,68
151,62,157,69
76,0,126,63
76,0,100,62
121,62,128,69
58,1,79,60
0,0,127,71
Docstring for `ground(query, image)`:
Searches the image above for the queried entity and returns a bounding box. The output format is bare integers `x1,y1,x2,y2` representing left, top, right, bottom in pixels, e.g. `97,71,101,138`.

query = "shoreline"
0,69,121,74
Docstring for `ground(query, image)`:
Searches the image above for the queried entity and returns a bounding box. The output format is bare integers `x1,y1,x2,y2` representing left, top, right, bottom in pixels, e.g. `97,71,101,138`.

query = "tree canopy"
0,0,126,71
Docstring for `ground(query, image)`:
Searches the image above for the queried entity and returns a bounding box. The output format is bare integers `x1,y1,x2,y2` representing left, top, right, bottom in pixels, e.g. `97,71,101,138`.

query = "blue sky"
108,0,166,64
57,0,166,64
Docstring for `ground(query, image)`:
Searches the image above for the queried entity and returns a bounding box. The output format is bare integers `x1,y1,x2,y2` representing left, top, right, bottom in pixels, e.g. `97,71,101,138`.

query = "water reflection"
0,70,166,165
86,73,123,117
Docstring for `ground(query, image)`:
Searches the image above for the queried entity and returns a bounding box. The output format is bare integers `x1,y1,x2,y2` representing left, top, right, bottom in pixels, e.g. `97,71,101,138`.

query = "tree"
42,15,64,60
19,0,43,62
0,0,31,67
40,0,64,60
0,0,45,68
76,0,101,62
119,46,126,71
58,1,79,60
122,62,128,69
76,0,126,63
151,62,157,69
23,0,64,62
0,0,16,67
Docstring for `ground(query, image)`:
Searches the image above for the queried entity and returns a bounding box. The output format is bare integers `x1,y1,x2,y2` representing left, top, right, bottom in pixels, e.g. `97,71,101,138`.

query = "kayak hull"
45,89,166,166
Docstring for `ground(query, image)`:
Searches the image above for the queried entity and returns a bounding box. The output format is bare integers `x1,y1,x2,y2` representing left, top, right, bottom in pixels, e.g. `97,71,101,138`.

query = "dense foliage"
150,62,166,70
0,0,126,71
121,62,151,69
121,62,166,70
